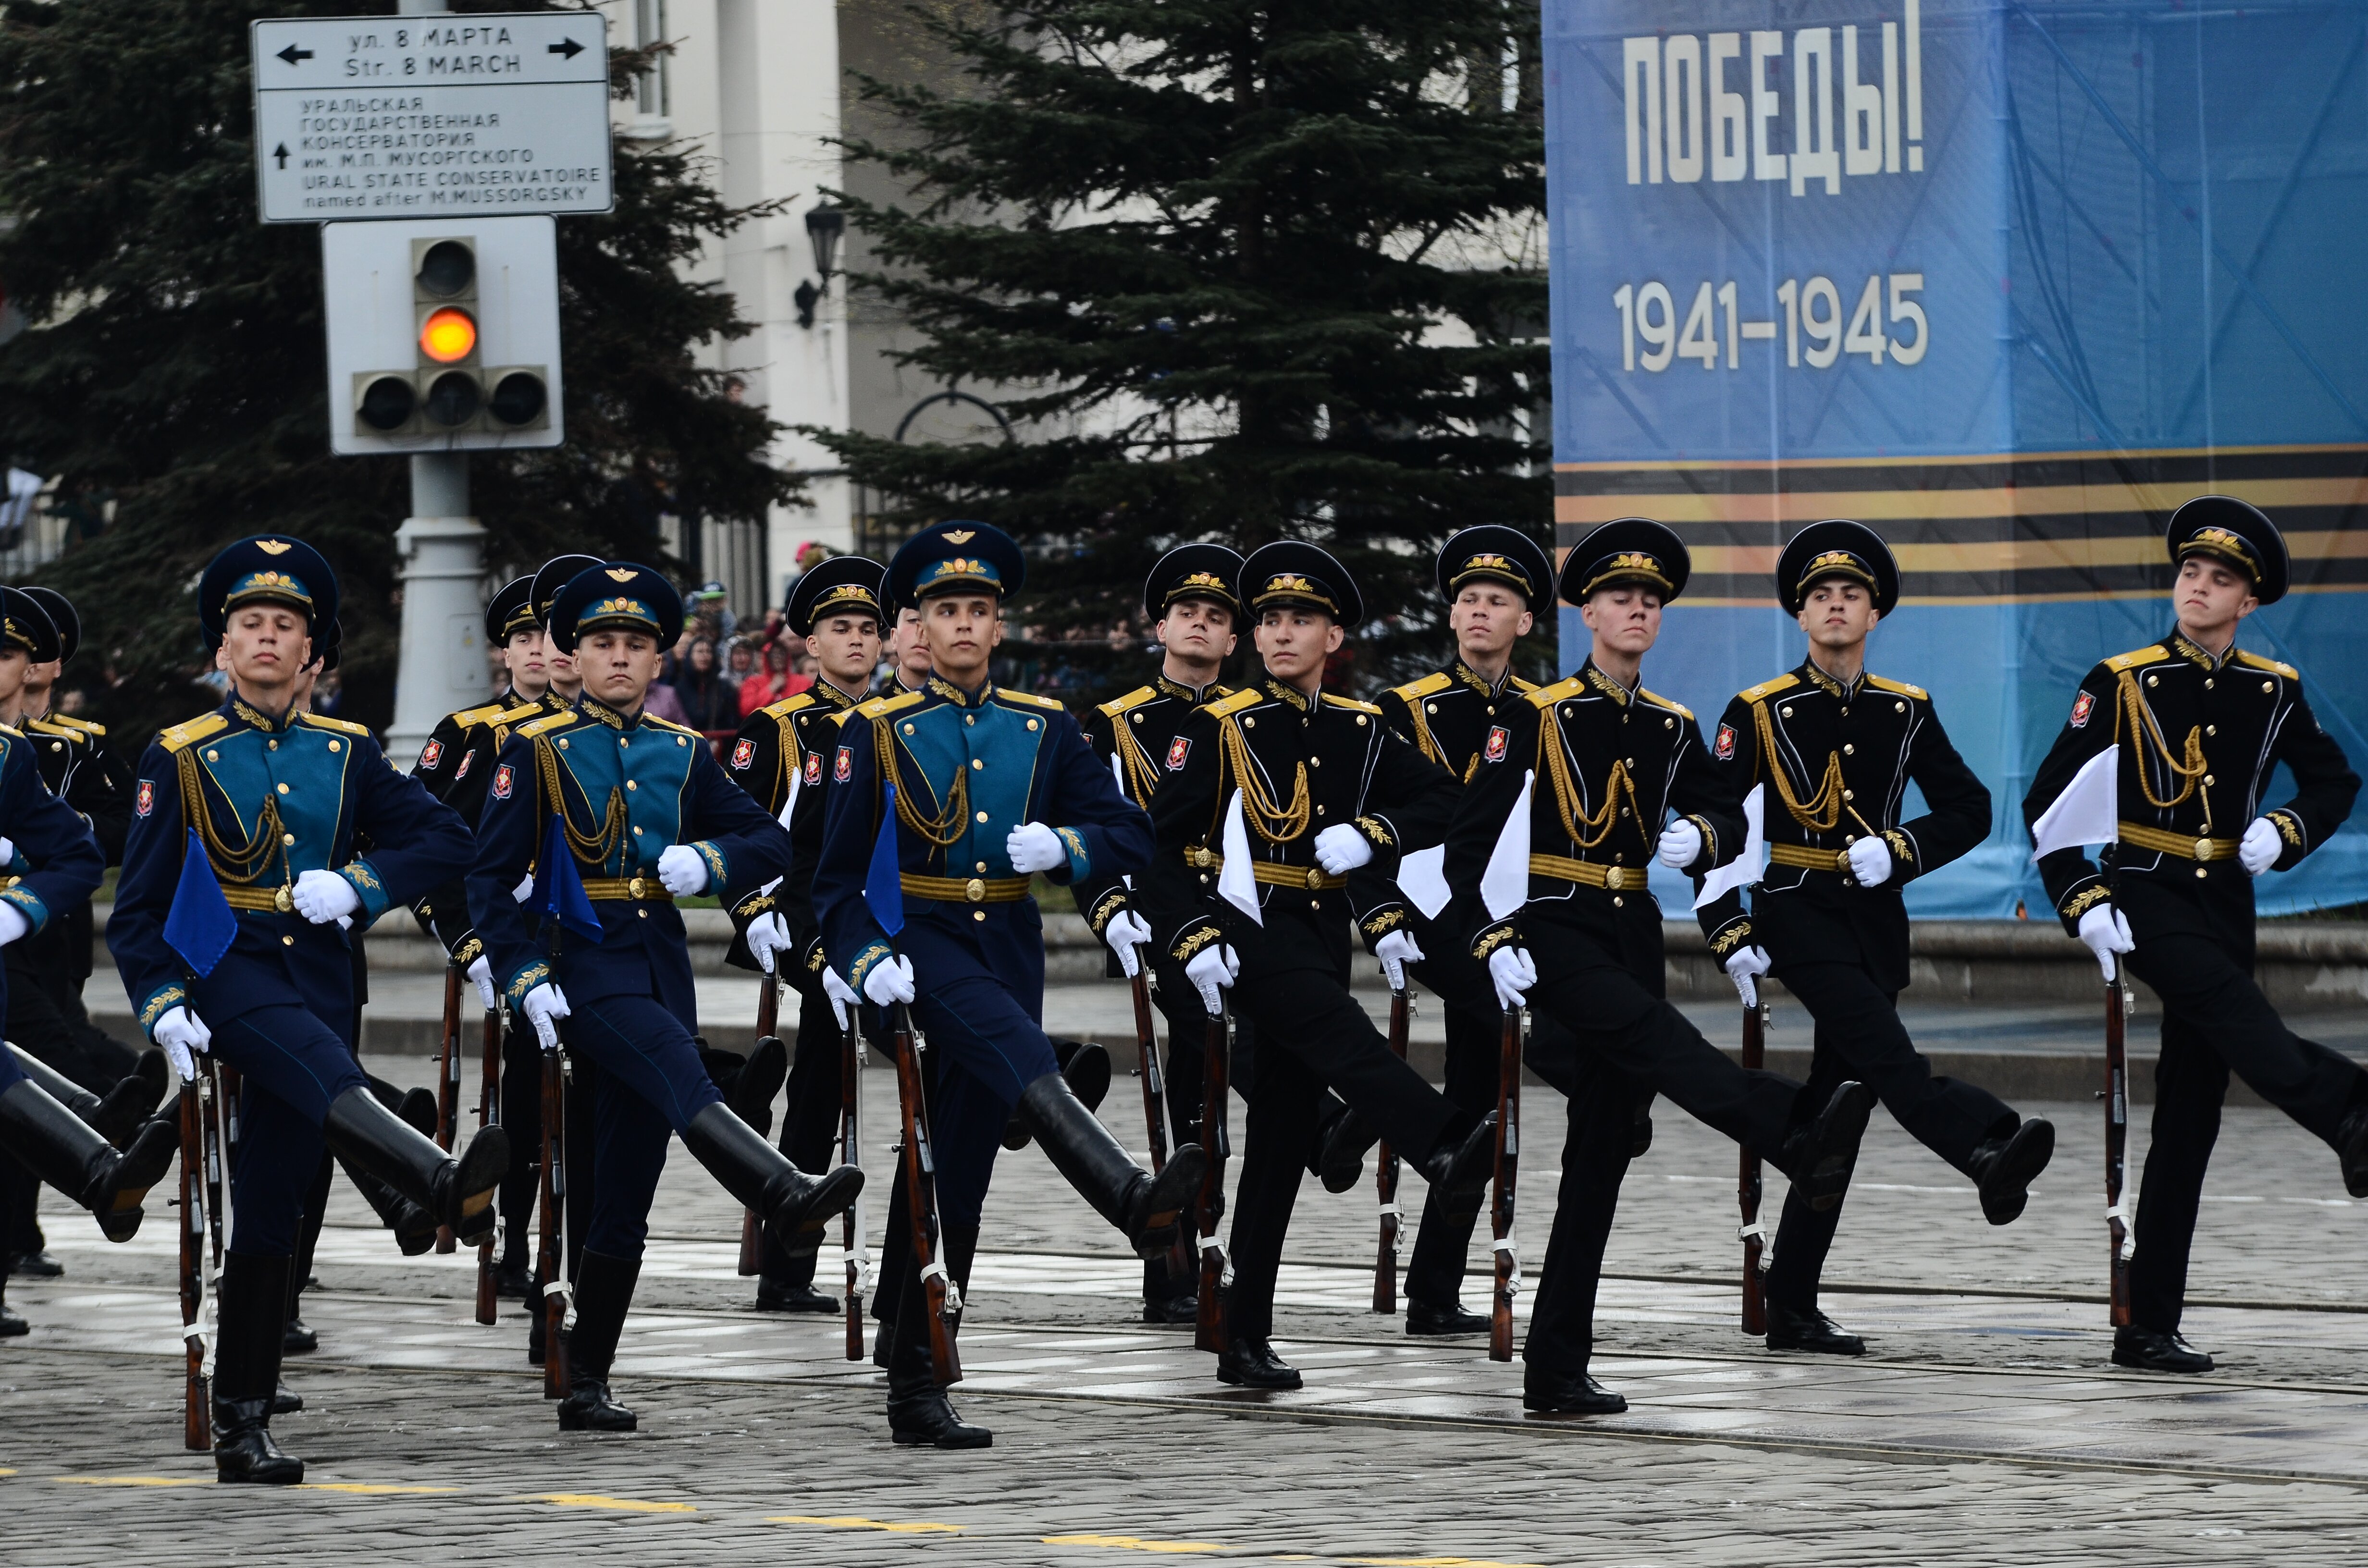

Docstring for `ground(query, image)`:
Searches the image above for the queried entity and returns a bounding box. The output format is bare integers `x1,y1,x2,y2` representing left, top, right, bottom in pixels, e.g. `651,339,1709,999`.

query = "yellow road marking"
1043,1534,1226,1554
770,1514,964,1534
0,1469,15,1477
53,1475,208,1488
301,1483,462,1495
528,1493,696,1513
1341,1559,1544,1567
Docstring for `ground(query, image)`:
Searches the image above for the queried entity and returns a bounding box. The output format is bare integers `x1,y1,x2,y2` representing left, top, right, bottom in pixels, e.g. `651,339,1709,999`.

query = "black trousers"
1222,963,1460,1342
1401,942,1505,1312
1522,1054,1649,1373
2119,882,2368,1334
1761,962,2018,1311
761,983,849,1290
496,1017,542,1261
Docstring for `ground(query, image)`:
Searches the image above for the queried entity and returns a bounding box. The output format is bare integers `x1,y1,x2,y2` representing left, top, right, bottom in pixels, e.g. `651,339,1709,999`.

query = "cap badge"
943,529,976,544
604,568,638,583
256,540,293,555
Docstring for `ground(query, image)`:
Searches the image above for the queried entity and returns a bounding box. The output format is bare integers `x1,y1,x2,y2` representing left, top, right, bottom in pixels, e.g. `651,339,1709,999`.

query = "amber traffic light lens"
419,306,478,364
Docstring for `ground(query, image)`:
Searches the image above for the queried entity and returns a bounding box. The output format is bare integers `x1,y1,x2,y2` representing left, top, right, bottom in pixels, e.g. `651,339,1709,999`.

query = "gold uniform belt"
1768,843,1852,873
1526,853,1643,891
579,877,675,903
2118,822,2239,862
900,872,1031,904
221,883,293,912
1181,847,1348,891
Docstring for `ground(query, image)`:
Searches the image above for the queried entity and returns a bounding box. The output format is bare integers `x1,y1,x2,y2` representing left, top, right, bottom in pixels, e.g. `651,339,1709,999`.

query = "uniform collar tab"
576,692,640,729
1799,657,1860,698
1455,659,1512,698
2168,631,2227,670
926,674,995,708
1582,663,1634,705
1262,677,1313,712
229,693,293,733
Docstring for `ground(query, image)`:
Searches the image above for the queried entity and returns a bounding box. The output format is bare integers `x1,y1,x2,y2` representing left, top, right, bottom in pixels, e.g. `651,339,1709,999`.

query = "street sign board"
250,12,612,224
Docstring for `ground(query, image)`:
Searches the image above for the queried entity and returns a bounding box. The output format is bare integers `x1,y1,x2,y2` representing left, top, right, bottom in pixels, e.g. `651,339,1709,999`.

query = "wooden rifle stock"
433,960,461,1253
1373,985,1408,1314
1193,1006,1230,1353
474,1002,503,1326
538,1046,568,1398
841,1015,865,1361
738,974,780,1277
2104,965,2132,1328
1738,999,1769,1336
1130,970,1194,1284
889,1000,960,1384
1488,1004,1521,1362
178,1076,210,1451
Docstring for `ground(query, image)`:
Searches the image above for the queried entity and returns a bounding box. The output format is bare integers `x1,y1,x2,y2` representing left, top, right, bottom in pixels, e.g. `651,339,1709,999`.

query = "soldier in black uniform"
2023,497,2365,1374
726,553,885,1313
1447,520,1873,1415
1132,541,1499,1390
1697,521,2055,1355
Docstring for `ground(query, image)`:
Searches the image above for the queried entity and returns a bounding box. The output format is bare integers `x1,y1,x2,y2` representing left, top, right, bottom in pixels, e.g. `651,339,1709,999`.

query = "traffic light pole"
386,451,490,762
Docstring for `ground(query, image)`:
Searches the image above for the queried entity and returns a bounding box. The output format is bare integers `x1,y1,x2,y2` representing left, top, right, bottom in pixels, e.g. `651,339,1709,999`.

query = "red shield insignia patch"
1483,725,1509,764
1714,722,1737,760
491,763,514,800
731,738,755,771
1165,735,1192,771
418,740,443,771
2069,690,2095,729
135,779,155,819
834,746,853,784
454,750,474,782
802,751,823,787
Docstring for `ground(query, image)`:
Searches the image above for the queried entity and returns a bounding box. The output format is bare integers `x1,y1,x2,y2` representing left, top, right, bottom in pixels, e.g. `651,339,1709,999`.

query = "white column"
386,513,490,762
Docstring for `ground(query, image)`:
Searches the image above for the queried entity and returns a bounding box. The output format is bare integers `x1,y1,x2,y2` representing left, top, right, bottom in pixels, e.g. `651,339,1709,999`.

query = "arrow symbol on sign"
547,37,584,60
276,43,314,66
272,143,290,170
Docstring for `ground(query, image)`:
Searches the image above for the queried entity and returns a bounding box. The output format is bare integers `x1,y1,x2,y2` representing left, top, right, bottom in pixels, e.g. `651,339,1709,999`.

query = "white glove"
1374,929,1425,992
1724,944,1773,1007
0,835,15,866
821,965,860,1030
1312,823,1374,876
1656,818,1703,869
465,955,498,1011
1184,943,1239,1015
2077,903,2136,983
511,871,536,904
656,843,709,897
1488,944,1537,1010
0,903,25,950
1846,835,1894,888
863,954,917,1007
1104,908,1154,980
153,1004,212,1084
1005,822,1066,875
291,869,360,925
2240,818,2282,877
745,912,792,976
520,981,572,1052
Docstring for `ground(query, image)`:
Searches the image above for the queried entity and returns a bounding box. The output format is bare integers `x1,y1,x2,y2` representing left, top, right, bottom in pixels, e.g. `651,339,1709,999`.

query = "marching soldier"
2023,497,2365,1373
815,520,1203,1447
1131,540,1500,1391
1447,520,1873,1415
536,553,599,708
109,537,504,1482
466,562,863,1433
1697,521,2054,1355
727,553,886,1313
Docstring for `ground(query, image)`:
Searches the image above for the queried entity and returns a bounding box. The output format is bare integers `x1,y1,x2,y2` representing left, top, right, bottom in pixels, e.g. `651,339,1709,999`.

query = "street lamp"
796,204,846,328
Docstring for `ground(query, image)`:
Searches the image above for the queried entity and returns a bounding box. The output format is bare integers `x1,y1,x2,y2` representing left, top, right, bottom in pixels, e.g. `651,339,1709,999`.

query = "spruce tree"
829,0,1551,697
0,0,786,741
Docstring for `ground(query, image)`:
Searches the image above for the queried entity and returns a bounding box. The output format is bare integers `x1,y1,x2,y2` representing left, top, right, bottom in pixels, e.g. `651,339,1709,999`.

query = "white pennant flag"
1218,788,1262,925
2031,747,2119,861
759,752,803,898
1693,783,1767,909
1395,843,1452,921
1480,772,1536,923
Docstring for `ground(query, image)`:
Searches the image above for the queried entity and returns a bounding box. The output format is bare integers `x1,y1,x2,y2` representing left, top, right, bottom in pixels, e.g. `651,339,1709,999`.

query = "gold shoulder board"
1865,674,1929,701
159,712,231,754
2105,645,2173,674
1739,673,1801,705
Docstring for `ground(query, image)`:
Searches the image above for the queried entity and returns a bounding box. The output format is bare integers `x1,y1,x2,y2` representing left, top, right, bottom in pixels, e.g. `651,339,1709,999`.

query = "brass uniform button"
282,934,295,947
639,908,649,919
1315,804,1326,816
2204,678,2214,690
1244,717,1255,729
1309,755,1322,768
974,909,987,922
1611,895,1625,908
2262,680,2274,694
1665,717,1674,728
206,750,218,761
558,738,569,749
619,737,629,748
1781,706,1793,717
975,810,989,823
2207,725,2217,736
2195,866,2208,879
2203,774,2214,786
1027,719,1039,731
282,833,296,846
633,826,643,836
1352,715,1365,728
965,878,987,903
1840,706,1850,718
327,740,340,752
2146,674,2158,687
267,739,277,751
1426,703,1438,714
1895,700,1906,712
1843,744,1855,755
276,783,289,795
976,861,988,873
1132,713,1142,724
971,758,984,770
626,780,638,791
1842,789,1854,801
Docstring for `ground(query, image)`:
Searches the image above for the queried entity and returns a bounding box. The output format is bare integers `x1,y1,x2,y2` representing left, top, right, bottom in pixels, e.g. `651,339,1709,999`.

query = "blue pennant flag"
863,782,904,940
529,810,603,946
162,829,236,979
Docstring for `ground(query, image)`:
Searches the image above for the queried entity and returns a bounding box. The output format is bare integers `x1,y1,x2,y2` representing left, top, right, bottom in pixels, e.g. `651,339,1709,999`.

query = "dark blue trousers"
211,1004,369,1257
559,993,725,1259
904,974,1061,1228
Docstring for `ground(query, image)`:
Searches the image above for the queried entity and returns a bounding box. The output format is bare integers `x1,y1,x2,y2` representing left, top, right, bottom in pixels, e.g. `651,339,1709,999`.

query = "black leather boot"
755,1277,840,1313
2337,1106,2368,1200
1317,1109,1380,1195
213,1253,304,1483
1778,1082,1874,1213
558,1249,641,1432
1765,1300,1865,1355
1016,1072,1206,1259
1416,1115,1497,1225
1405,1298,1488,1336
1629,1099,1654,1159
0,1078,176,1242
2112,1325,2214,1374
729,1035,789,1138
322,1087,508,1246
886,1225,990,1448
331,1150,439,1256
679,1102,862,1253
0,1257,25,1336
1003,1039,1112,1150
5,1043,134,1143
1523,1365,1627,1414
1216,1335,1302,1390
1968,1118,2055,1225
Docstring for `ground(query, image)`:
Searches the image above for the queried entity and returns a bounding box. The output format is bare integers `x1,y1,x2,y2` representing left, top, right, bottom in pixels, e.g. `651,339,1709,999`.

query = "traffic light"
322,217,563,454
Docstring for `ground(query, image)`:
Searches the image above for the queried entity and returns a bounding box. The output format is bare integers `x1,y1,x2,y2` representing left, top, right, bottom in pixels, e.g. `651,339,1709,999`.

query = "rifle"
1193,1003,1230,1354
841,1011,867,1361
177,1073,210,1451
1372,980,1409,1314
1130,969,1194,1285
538,1041,568,1398
737,972,780,1277
1737,998,1770,1335
2104,958,2133,1327
433,958,461,1253
210,1062,237,1267
474,998,504,1327
888,998,960,1384
1488,1004,1522,1362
